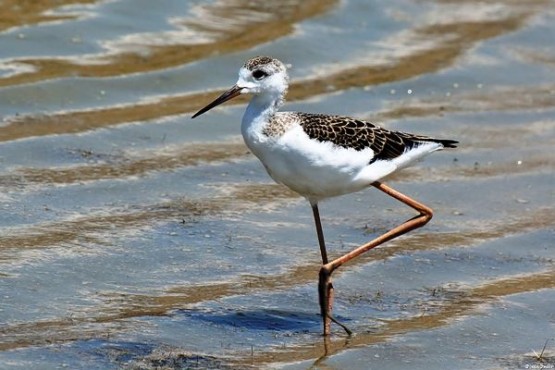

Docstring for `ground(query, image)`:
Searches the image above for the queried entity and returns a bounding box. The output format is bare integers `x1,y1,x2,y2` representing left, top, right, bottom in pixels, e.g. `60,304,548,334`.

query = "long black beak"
191,85,243,118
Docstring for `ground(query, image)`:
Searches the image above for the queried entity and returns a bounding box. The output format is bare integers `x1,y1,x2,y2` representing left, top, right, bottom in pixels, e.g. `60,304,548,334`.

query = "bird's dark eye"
252,69,268,80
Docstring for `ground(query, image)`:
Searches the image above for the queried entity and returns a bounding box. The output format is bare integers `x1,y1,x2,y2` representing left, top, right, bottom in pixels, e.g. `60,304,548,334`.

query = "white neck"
241,91,284,139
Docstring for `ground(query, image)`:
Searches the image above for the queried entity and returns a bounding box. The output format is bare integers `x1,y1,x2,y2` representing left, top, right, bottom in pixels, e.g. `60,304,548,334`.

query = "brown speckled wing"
297,113,457,163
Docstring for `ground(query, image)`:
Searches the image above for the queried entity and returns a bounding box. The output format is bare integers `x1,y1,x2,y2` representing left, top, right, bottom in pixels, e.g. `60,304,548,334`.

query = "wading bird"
192,56,457,335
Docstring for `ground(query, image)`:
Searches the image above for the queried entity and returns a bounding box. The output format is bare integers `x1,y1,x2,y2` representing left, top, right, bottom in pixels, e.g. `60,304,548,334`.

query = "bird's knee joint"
319,264,333,281
420,207,433,223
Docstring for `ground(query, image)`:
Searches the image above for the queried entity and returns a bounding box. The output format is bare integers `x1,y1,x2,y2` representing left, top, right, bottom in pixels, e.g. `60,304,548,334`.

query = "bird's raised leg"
317,181,434,335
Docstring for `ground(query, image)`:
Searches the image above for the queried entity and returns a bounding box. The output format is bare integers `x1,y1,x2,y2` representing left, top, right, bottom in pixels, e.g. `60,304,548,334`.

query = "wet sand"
0,0,554,369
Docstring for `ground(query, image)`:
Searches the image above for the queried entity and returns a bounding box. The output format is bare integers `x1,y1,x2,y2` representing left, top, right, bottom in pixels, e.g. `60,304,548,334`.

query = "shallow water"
0,0,554,369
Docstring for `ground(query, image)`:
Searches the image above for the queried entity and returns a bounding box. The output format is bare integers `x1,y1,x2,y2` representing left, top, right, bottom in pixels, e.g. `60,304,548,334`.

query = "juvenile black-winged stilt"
192,56,458,336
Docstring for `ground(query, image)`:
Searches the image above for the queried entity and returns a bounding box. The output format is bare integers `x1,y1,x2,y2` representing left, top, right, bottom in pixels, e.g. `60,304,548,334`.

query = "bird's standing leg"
311,203,351,336
317,181,433,335
311,203,333,334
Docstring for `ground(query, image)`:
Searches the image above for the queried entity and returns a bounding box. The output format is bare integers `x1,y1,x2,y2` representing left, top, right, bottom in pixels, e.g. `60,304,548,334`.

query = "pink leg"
317,181,433,335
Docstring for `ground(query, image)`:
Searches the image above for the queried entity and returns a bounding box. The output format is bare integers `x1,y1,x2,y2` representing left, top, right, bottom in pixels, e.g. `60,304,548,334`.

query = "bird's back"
295,112,457,164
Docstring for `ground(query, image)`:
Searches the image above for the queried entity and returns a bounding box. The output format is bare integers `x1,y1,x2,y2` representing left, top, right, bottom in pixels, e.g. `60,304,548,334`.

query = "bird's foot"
319,265,352,336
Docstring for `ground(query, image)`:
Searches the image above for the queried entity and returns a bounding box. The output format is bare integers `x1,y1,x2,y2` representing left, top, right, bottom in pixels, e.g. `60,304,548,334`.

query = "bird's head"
192,56,288,118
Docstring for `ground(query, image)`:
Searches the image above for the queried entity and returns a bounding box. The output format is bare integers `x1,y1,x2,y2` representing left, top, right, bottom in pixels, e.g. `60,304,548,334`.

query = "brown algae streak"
0,0,337,88
0,0,98,31
0,3,544,143
1,207,553,351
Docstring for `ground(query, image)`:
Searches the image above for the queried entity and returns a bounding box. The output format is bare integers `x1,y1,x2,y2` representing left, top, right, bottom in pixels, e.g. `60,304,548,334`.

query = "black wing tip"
438,139,459,148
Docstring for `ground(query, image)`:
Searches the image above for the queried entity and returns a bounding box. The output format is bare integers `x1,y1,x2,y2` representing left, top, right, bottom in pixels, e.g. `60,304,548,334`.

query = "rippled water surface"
1,0,554,369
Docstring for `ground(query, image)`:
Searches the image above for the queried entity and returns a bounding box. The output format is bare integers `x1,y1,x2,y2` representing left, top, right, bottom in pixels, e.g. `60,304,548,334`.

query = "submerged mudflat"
0,0,554,369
